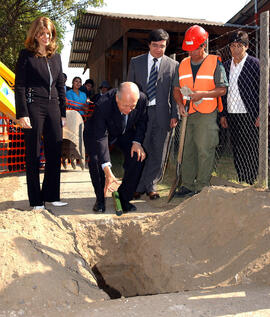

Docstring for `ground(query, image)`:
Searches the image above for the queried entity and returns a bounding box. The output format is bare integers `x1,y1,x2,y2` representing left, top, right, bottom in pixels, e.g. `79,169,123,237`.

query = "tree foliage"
0,0,104,70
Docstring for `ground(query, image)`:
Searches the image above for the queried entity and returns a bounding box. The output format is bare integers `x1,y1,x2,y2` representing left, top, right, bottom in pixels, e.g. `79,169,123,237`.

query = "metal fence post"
258,11,269,188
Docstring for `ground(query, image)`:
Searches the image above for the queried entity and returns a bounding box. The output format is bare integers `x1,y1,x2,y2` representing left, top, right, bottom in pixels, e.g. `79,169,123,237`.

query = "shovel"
167,99,190,202
158,127,174,183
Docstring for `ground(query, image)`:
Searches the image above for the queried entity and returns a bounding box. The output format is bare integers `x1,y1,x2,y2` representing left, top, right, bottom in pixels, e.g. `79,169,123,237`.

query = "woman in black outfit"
15,16,67,209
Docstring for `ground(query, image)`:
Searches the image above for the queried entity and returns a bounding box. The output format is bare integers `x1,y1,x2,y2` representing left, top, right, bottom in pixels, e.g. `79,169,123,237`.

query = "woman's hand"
61,117,67,127
18,117,32,129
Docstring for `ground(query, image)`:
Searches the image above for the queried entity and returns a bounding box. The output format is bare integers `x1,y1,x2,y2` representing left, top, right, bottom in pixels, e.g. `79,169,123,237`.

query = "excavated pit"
72,187,270,298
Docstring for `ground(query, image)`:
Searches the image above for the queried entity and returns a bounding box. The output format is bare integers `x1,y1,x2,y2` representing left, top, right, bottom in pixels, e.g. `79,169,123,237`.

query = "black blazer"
15,49,66,119
84,88,148,164
221,55,260,120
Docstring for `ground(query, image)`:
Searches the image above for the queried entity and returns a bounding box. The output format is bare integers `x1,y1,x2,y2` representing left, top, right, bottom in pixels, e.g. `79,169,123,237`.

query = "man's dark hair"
229,31,249,47
148,29,170,46
85,79,94,87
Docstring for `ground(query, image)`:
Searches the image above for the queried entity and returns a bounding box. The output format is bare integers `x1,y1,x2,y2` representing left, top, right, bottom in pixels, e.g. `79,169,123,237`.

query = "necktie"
121,114,128,134
146,58,158,101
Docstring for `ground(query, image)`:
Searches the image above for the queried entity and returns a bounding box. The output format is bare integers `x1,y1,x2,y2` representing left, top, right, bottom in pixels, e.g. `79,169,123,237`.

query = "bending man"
83,82,147,212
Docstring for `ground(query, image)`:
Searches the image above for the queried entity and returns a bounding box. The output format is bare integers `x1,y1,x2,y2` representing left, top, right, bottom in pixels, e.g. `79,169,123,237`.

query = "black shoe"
133,192,144,200
175,186,195,198
93,201,105,213
121,201,137,213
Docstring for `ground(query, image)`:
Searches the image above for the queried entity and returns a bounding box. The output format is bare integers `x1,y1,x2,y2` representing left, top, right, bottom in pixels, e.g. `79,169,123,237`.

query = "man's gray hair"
116,82,140,99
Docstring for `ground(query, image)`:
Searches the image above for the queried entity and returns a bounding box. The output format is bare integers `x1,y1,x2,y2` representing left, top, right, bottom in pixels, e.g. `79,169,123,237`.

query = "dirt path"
1,167,180,215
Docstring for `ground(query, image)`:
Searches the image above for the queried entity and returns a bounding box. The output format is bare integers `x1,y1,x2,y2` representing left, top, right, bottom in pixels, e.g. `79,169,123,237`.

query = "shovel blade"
167,165,181,203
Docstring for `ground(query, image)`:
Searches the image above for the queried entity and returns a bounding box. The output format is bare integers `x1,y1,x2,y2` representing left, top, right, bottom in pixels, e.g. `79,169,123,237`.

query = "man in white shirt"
220,31,260,184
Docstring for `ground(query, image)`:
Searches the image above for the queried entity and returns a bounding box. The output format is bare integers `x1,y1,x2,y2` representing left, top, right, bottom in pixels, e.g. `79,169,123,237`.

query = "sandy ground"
1,167,270,316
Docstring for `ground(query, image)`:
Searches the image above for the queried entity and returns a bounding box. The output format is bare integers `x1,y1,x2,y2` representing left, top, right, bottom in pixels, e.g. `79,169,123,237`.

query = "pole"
255,0,259,58
122,33,128,81
258,11,269,188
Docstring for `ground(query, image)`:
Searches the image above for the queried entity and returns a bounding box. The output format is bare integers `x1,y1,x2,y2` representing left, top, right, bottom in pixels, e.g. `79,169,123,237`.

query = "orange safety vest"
178,55,223,114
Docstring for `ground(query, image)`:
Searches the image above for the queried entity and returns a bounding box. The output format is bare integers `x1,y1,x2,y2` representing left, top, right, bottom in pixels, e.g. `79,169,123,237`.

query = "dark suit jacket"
127,53,179,130
84,89,148,164
221,55,260,120
15,49,66,119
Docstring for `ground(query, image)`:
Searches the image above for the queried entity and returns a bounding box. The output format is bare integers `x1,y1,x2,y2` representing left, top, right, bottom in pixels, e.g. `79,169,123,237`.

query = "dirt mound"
70,186,270,297
0,209,108,313
1,176,270,314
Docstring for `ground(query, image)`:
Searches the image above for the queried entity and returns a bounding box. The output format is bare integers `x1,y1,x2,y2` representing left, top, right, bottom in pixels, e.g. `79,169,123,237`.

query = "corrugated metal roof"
227,0,268,24
69,13,102,67
83,10,226,25
68,10,228,68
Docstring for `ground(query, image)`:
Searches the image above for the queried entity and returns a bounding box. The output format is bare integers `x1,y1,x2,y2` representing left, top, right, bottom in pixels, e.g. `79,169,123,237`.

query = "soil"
0,168,270,316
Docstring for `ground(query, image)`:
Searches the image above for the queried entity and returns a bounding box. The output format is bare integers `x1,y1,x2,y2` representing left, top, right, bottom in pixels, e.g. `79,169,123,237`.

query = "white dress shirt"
147,53,162,106
227,53,248,114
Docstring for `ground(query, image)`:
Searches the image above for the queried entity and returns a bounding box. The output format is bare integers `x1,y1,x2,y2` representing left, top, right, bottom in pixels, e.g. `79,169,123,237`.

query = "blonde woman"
15,16,67,209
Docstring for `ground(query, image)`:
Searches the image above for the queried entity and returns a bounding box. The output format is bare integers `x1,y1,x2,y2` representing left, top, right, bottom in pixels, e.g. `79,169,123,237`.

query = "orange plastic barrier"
0,115,26,174
0,102,95,174
65,98,95,121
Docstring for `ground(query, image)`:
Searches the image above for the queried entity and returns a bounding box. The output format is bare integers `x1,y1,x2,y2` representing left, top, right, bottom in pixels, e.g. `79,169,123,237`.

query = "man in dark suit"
220,31,260,184
127,29,179,200
83,82,147,213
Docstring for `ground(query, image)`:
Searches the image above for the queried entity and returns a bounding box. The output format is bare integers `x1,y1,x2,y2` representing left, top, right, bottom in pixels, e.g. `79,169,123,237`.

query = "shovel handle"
177,100,190,164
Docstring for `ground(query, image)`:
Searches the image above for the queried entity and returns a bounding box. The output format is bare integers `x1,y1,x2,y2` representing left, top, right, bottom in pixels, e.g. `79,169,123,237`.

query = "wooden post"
122,33,128,81
258,11,269,188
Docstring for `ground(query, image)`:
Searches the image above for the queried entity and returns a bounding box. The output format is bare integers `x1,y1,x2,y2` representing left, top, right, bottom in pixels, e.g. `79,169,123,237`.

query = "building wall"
89,53,106,93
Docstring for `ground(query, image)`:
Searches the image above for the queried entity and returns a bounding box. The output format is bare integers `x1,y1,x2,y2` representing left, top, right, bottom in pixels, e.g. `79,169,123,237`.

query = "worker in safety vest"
173,25,228,197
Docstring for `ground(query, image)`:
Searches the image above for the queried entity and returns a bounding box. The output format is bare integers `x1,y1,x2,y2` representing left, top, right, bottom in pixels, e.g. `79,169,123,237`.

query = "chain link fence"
165,13,269,189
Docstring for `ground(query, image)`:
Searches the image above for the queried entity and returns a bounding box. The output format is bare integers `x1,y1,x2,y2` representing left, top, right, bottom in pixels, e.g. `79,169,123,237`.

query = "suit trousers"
227,113,259,184
181,111,219,192
136,106,170,193
84,131,144,204
23,98,62,206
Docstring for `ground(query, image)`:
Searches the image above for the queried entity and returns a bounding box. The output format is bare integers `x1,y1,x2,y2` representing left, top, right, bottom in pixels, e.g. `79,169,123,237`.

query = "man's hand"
255,117,260,127
189,91,204,102
103,166,120,196
170,118,178,128
220,116,228,129
178,104,188,117
131,142,146,162
18,117,32,129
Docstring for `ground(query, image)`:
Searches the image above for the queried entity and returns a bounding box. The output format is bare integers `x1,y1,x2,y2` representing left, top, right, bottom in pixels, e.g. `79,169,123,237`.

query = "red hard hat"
182,25,209,51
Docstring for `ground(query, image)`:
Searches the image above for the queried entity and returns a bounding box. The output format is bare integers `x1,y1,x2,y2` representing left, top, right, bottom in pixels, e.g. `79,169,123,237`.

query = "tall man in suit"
83,82,148,213
127,29,179,200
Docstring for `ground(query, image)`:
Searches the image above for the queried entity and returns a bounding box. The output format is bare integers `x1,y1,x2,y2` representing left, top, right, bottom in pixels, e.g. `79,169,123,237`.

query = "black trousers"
23,98,62,206
227,113,259,184
84,131,144,205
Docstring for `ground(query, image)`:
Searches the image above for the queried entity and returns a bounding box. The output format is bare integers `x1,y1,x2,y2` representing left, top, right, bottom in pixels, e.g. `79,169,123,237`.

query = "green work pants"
181,111,219,192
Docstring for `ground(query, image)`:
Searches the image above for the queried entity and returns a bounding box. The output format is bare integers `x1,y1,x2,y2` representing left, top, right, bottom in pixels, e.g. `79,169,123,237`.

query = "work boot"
175,186,195,197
